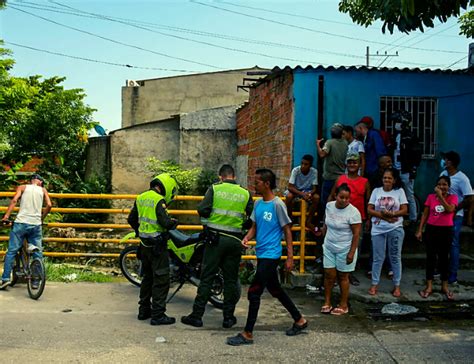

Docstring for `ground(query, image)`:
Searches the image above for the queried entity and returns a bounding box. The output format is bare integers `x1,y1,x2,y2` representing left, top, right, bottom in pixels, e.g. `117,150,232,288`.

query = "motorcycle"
119,229,239,309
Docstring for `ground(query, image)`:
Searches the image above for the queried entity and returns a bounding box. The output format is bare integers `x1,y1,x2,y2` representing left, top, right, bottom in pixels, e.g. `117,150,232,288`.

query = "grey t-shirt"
288,166,318,192
322,138,348,180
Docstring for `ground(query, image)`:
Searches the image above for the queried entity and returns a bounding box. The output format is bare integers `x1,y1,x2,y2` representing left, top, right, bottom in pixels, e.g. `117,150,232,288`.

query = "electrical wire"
9,0,365,61
446,56,467,68
217,0,378,29
43,0,331,66
6,1,451,69
7,5,223,70
4,41,198,73
190,0,465,54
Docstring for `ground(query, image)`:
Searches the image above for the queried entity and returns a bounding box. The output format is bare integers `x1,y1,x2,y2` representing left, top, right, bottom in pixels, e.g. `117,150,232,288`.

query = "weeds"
45,260,114,283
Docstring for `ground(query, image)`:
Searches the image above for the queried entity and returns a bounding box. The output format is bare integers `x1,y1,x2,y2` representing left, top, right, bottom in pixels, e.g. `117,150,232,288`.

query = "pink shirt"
425,193,458,227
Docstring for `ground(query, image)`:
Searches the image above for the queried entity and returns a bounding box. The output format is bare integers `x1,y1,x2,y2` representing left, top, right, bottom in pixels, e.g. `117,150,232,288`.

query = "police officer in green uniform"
128,173,178,325
181,164,253,328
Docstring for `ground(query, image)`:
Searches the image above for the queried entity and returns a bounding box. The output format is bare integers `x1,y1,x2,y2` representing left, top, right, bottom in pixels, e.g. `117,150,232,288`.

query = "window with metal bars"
380,96,438,158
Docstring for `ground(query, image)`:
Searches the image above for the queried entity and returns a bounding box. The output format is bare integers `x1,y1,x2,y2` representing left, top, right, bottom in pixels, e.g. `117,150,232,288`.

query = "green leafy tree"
0,42,96,188
339,0,474,37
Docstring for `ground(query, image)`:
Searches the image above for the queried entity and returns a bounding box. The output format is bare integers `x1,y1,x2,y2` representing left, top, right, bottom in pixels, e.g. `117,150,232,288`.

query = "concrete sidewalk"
349,268,474,304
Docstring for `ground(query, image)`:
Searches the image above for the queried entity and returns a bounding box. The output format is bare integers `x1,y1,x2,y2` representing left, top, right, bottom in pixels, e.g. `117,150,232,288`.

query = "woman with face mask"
416,176,458,300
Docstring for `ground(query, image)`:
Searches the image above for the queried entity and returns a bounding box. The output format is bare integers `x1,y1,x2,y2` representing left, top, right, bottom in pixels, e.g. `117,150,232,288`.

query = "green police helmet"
150,173,178,204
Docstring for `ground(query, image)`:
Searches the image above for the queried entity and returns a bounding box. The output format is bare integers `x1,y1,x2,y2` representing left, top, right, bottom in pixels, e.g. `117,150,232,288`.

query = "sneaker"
150,315,176,326
0,280,11,290
222,316,237,329
31,280,40,289
181,315,203,328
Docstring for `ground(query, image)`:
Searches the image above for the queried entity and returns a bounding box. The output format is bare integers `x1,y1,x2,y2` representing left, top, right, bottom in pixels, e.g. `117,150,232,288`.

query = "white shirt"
288,166,318,192
369,187,408,235
324,201,361,253
15,184,44,225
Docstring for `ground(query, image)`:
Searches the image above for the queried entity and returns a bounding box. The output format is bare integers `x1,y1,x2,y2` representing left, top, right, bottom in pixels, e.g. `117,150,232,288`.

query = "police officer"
181,164,253,328
128,173,178,325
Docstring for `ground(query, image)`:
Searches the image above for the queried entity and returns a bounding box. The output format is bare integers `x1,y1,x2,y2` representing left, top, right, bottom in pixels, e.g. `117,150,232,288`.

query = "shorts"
283,188,312,198
323,245,358,272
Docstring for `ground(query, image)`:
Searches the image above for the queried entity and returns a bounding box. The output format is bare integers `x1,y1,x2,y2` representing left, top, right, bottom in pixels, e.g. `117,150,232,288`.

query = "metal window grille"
380,96,438,158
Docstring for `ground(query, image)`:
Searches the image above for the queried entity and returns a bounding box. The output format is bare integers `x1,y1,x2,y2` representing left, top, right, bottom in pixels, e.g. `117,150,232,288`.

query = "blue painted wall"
292,68,474,200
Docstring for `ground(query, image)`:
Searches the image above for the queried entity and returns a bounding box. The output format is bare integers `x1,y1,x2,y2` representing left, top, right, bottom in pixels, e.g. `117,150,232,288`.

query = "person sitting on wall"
284,154,320,231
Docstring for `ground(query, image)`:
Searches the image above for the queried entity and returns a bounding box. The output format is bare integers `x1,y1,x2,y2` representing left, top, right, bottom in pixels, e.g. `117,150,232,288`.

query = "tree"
0,41,97,188
339,0,474,37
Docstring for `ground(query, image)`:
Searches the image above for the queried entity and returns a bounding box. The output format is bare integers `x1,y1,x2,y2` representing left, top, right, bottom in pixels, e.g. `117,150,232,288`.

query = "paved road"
1,280,473,363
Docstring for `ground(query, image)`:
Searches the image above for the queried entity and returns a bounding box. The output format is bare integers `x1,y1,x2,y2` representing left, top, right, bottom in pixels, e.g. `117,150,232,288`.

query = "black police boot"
181,314,203,327
150,314,176,326
137,308,151,321
222,316,237,329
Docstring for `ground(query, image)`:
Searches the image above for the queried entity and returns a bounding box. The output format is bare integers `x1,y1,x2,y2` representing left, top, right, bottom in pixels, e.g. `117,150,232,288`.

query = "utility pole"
366,46,399,67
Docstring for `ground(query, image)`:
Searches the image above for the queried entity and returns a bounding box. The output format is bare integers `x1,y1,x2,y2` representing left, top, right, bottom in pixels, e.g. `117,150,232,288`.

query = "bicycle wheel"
119,246,142,287
27,258,46,300
9,255,21,287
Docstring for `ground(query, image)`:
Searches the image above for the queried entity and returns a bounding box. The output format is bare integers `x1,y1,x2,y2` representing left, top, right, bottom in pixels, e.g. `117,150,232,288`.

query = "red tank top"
336,175,369,220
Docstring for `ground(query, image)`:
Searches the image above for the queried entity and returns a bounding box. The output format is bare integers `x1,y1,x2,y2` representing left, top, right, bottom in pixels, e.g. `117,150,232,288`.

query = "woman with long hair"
367,168,408,297
416,176,457,300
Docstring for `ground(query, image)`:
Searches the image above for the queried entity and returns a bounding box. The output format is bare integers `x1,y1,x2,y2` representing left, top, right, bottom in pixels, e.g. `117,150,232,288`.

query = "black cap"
441,151,461,167
30,173,44,182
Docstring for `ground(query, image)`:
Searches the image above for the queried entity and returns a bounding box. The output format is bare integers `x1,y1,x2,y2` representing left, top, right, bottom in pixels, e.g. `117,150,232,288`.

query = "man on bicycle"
1,174,52,289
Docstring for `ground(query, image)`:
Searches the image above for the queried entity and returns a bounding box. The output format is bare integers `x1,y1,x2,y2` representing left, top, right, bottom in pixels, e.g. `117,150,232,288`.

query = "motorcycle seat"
168,229,201,248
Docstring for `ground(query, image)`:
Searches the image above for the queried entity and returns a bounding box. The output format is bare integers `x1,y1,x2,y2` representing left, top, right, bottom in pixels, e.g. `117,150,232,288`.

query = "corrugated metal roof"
272,65,474,75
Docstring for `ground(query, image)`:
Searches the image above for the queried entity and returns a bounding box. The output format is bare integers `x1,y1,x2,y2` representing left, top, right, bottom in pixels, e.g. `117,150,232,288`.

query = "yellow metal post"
299,200,307,273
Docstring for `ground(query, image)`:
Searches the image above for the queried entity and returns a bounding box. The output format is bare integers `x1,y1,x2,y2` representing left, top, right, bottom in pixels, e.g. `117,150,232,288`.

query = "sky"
1,0,471,134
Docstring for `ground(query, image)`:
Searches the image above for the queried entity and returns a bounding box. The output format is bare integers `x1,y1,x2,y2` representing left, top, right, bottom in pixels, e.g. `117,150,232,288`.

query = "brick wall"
236,72,294,194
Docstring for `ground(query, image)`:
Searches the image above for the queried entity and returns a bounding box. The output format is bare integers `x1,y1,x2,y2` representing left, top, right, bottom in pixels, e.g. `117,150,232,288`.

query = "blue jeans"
449,215,463,283
371,227,405,286
400,173,417,222
2,223,43,281
321,179,336,208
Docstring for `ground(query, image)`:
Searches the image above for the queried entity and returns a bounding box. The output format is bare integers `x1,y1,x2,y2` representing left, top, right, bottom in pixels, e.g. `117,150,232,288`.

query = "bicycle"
1,220,46,300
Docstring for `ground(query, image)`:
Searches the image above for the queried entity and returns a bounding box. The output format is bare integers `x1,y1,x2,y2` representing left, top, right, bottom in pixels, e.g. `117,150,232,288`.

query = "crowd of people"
1,111,473,347
287,112,473,314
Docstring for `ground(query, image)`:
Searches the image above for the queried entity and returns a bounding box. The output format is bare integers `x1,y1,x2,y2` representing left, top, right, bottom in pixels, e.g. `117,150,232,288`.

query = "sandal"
441,290,455,301
330,306,349,316
418,290,432,299
285,321,308,336
392,289,401,298
320,305,333,314
368,286,378,295
226,333,254,346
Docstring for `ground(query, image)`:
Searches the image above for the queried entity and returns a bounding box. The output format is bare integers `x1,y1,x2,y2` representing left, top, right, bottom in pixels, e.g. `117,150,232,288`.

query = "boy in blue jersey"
227,169,308,346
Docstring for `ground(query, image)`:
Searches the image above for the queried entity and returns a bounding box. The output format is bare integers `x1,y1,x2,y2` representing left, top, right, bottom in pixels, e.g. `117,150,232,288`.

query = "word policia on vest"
215,191,248,202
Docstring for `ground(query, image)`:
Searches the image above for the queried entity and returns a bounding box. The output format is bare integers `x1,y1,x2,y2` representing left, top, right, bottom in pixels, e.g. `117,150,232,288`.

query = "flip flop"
392,289,402,298
285,321,308,336
418,290,432,299
441,291,455,301
330,307,349,316
320,305,333,314
226,333,254,346
368,286,378,295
